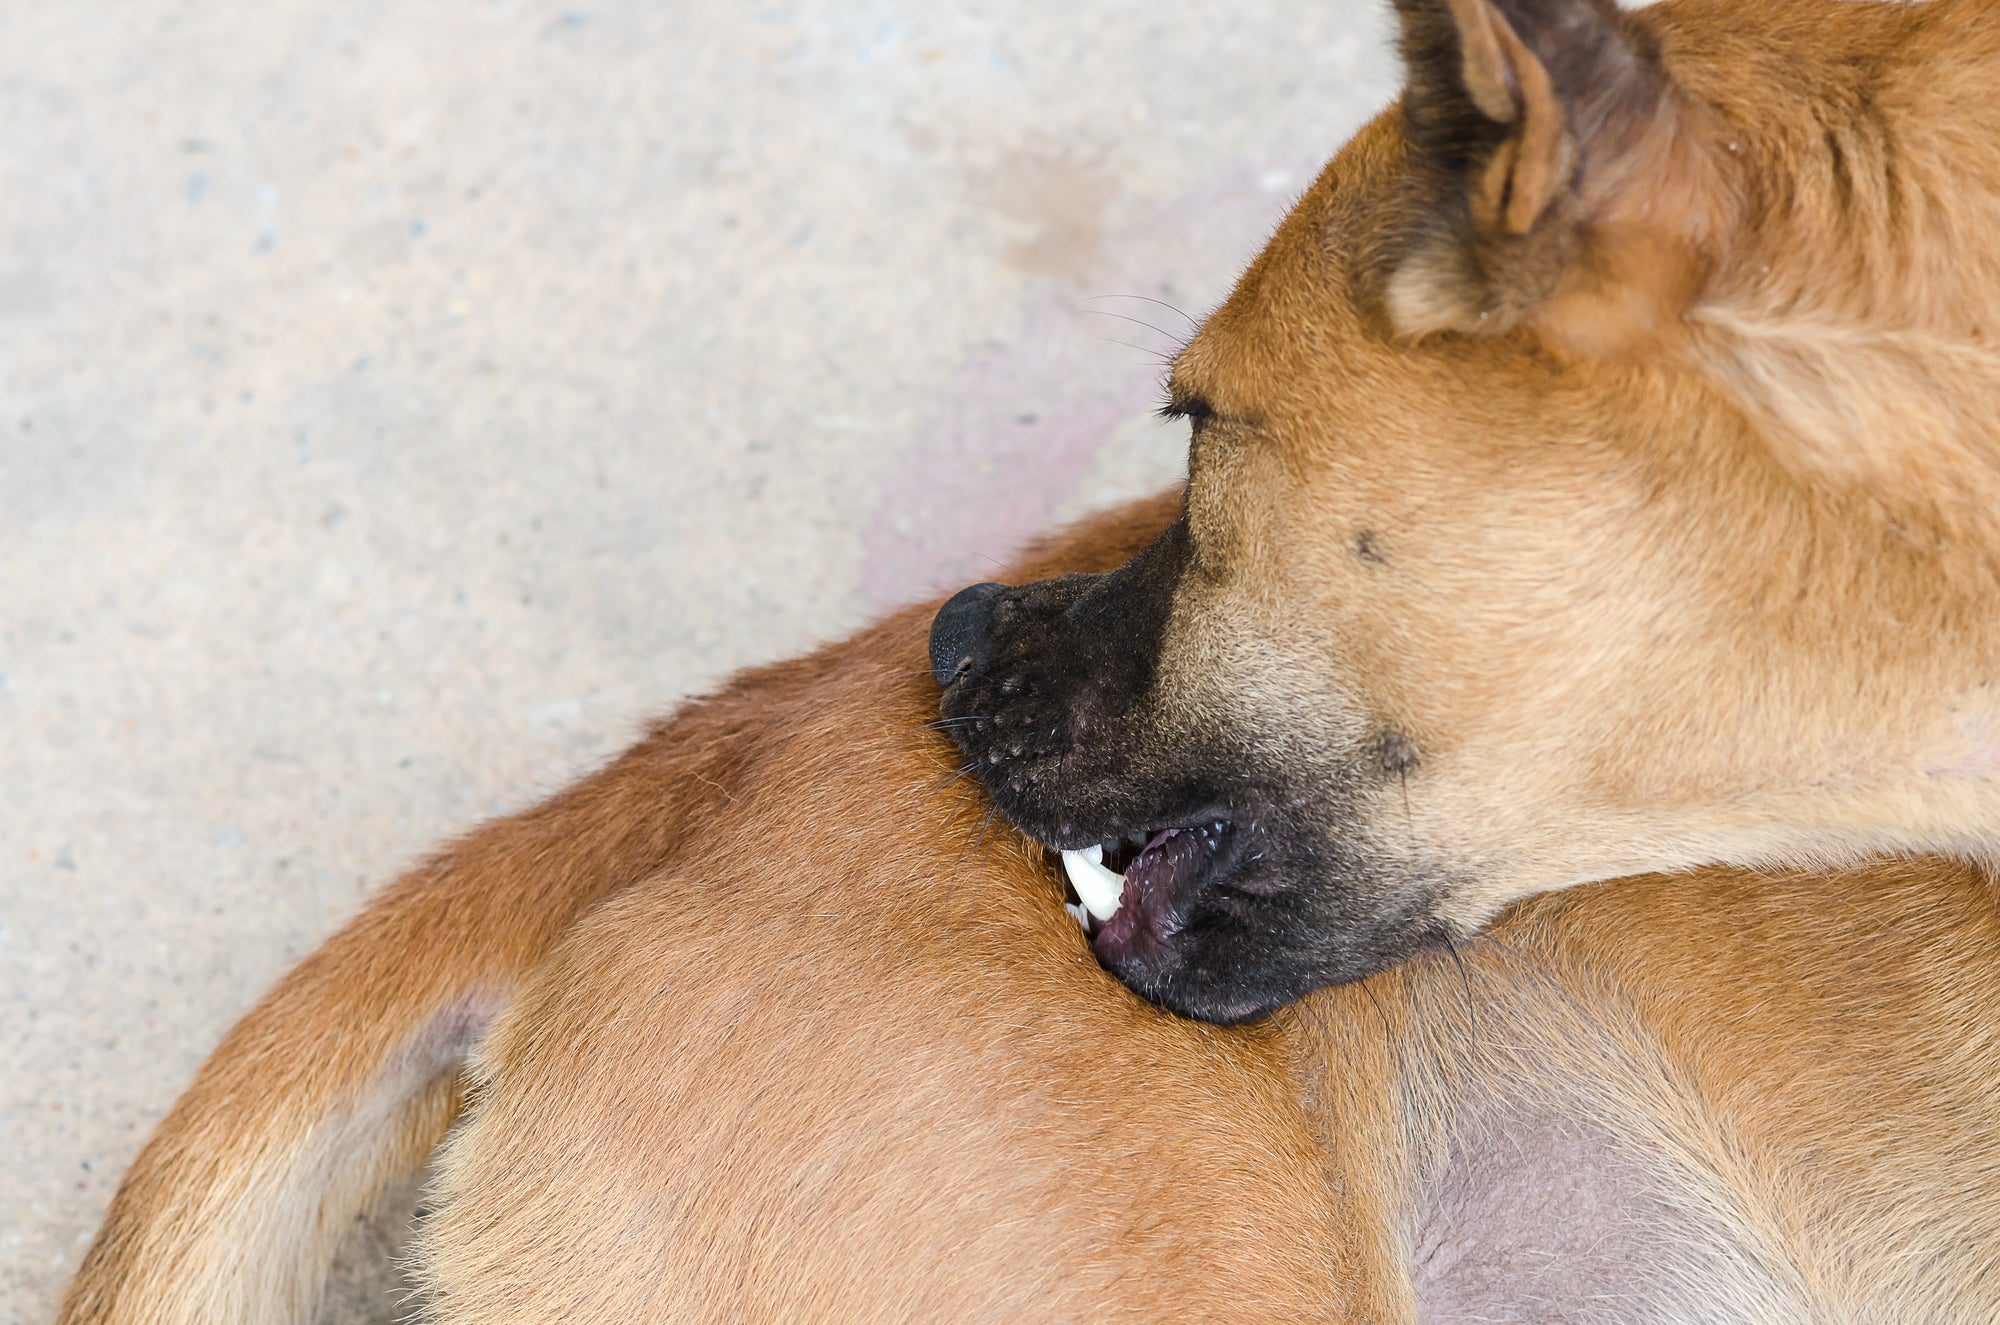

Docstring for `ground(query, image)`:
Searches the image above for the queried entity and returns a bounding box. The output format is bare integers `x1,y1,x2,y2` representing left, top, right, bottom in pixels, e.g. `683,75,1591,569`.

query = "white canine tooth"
1065,902,1090,929
1062,845,1126,921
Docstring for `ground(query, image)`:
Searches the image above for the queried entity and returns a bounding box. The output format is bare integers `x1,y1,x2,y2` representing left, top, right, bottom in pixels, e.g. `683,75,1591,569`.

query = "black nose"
929,581,1007,688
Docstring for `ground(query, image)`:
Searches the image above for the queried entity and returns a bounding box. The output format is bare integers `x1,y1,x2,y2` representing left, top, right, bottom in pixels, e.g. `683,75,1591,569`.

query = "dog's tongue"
1091,830,1195,966
1059,830,1194,966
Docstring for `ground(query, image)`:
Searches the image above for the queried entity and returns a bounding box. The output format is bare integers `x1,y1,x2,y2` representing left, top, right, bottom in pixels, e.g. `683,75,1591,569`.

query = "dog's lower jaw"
1045,805,1468,1022
938,687,1464,1019
1105,895,1460,1026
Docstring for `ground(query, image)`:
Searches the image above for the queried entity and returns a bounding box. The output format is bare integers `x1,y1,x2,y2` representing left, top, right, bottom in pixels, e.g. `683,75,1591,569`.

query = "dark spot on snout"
1353,530,1388,565
929,581,1007,687
1379,729,1420,776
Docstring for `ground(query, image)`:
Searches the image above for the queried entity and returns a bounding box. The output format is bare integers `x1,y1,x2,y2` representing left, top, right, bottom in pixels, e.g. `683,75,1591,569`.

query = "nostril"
929,581,1008,689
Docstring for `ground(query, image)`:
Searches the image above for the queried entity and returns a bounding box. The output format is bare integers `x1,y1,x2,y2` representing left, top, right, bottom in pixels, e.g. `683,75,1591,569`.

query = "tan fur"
63,0,2000,1318
61,493,2000,1323
66,501,1379,1325
58,710,758,1321
1155,0,2000,932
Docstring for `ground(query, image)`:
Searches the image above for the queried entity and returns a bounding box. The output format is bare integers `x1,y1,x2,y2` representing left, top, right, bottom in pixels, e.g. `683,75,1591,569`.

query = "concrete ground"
0,2,1397,1318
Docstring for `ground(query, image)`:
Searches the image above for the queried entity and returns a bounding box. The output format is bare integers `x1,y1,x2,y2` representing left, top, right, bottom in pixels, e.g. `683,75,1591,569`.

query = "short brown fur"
1185,0,2000,917
63,493,2000,1322
64,0,2000,1318
917,0,2000,1021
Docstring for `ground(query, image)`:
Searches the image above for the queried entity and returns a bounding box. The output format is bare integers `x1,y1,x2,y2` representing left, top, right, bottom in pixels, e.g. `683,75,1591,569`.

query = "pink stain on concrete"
860,301,1152,606
859,155,1320,611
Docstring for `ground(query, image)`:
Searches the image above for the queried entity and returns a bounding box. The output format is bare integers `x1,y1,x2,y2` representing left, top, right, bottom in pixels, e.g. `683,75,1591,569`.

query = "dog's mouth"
1053,819,1234,967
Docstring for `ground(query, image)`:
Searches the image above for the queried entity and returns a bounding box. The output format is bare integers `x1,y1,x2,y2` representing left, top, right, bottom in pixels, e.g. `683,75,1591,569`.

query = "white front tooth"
1061,847,1126,921
1065,902,1090,929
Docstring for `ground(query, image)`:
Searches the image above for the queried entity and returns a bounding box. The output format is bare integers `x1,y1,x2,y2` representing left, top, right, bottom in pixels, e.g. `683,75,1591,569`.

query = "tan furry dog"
61,493,2000,1322
64,0,2000,1319
935,0,2000,1019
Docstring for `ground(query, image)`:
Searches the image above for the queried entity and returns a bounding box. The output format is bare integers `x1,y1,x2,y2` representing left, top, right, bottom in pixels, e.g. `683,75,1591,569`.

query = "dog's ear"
1384,0,1727,359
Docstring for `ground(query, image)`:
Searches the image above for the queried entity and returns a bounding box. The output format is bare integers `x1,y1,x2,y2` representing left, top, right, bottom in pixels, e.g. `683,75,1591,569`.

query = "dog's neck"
1651,1,2000,875
1612,414,2000,883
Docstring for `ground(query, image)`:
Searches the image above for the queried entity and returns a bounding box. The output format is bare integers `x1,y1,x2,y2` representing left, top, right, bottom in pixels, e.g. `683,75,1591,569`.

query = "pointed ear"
1384,0,1729,359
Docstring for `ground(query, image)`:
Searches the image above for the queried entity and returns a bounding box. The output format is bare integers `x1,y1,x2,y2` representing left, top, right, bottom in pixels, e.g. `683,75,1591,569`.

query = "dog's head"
934,0,1955,1021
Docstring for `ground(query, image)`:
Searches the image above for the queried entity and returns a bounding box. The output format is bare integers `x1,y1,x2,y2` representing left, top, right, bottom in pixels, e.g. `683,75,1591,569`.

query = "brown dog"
63,0,2000,1319
936,0,2000,1021
60,493,2000,1323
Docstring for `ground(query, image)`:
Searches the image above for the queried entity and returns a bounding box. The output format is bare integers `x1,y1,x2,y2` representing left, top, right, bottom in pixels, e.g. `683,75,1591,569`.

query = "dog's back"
62,520,2000,1323
410,624,1362,1319
1329,863,2000,1322
405,625,2000,1322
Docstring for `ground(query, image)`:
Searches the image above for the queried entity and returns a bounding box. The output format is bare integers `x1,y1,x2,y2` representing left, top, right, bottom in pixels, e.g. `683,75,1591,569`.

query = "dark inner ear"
1384,0,1718,356
1395,0,1535,214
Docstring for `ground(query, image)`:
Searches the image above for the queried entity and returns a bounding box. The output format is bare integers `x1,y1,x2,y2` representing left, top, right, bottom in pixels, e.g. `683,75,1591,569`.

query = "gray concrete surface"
0,3,1397,1318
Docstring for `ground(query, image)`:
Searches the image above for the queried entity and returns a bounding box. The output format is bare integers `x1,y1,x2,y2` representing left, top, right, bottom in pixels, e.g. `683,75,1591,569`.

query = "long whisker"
1461,928,1595,1019
1077,307,1190,347
1359,976,1395,1039
916,759,986,811
923,715,991,730
940,801,1007,932
1442,933,1478,1041
1079,292,1201,332
1093,335,1178,365
1461,929,1560,990
969,803,1003,856
1460,927,1648,1061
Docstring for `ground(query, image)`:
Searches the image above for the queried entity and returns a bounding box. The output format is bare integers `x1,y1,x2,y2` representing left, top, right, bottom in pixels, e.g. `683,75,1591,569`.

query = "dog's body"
61,495,2000,1323
63,0,2000,1319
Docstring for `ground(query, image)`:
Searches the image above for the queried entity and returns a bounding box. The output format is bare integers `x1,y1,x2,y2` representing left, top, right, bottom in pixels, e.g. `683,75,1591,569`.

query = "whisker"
1079,292,1201,332
915,759,985,810
940,801,1007,932
1461,927,1640,1053
1359,976,1395,1039
1461,929,1561,990
1076,307,1190,347
1093,335,1178,365
922,715,991,731
1442,933,1478,1041
1461,929,1589,1015
970,803,1003,855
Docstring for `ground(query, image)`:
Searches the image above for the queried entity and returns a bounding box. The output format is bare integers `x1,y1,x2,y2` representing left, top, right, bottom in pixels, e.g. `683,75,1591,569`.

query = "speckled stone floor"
1,3,1395,1318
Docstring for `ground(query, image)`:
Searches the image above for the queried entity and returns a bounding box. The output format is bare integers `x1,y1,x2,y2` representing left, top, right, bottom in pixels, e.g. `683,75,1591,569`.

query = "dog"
64,0,2000,1318
60,492,2000,1322
935,0,2000,1022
